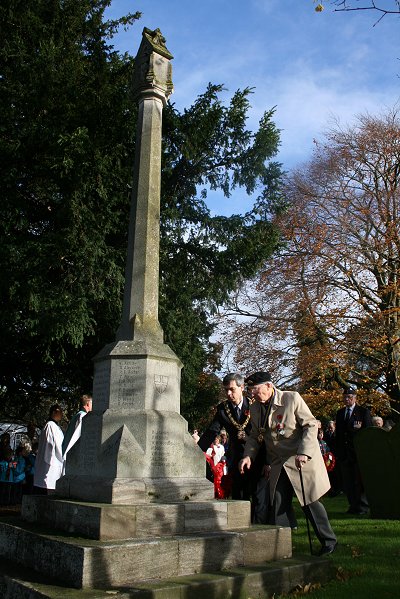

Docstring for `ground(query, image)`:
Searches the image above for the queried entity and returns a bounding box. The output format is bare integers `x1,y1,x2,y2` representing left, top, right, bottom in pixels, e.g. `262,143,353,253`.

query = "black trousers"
269,468,336,547
339,457,368,512
253,476,297,527
231,466,252,500
252,476,269,524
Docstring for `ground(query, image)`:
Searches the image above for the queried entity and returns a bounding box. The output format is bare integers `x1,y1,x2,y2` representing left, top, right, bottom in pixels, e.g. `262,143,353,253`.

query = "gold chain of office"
223,399,254,439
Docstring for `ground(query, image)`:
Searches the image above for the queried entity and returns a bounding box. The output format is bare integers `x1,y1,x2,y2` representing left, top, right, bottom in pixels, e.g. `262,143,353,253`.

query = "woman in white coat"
33,404,64,493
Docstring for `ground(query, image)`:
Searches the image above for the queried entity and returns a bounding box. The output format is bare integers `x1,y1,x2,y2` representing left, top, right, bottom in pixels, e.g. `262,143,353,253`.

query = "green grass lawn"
286,494,400,598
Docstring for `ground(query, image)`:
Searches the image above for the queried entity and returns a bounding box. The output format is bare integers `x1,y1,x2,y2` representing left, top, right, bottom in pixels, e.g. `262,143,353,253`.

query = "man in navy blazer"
198,372,264,503
335,385,372,514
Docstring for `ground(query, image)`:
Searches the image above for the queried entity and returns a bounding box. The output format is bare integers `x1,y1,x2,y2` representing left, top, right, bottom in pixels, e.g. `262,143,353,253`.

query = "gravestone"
355,422,400,519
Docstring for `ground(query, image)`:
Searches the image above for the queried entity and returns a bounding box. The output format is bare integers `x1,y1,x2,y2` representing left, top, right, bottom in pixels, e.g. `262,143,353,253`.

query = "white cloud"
107,0,400,205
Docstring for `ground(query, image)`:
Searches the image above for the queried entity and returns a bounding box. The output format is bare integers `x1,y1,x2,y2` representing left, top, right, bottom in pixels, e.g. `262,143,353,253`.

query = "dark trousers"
231,466,251,500
340,458,368,512
0,482,22,506
269,469,336,547
32,486,49,495
252,476,269,524
253,476,297,526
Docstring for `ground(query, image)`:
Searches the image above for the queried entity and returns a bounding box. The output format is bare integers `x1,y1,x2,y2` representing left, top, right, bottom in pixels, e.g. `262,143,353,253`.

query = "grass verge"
286,494,400,598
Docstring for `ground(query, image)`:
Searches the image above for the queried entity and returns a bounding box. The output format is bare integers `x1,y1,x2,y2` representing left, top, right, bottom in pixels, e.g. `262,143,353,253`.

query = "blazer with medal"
198,395,253,464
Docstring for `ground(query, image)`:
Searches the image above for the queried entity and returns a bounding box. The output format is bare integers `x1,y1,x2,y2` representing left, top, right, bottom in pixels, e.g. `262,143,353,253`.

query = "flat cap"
245,371,272,386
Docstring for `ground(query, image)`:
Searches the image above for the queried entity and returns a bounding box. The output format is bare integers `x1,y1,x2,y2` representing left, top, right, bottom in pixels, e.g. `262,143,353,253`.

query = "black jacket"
198,397,252,466
335,404,373,461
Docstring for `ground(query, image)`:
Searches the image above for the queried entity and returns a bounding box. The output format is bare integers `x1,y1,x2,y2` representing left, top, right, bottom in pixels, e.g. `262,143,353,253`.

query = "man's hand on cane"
295,454,308,470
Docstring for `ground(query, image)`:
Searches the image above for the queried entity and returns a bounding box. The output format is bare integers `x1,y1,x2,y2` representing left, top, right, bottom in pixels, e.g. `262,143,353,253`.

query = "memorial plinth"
56,338,210,503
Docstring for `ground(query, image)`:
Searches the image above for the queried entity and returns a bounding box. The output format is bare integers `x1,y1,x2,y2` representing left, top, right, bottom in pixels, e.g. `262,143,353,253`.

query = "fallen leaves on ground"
336,567,351,582
290,582,322,595
351,545,364,558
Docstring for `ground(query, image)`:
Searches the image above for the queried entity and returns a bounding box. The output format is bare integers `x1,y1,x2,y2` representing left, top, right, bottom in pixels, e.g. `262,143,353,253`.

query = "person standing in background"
33,404,64,494
62,394,92,459
335,386,372,514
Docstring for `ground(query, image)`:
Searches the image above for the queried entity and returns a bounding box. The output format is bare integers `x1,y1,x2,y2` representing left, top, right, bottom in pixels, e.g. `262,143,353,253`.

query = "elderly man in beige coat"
239,371,337,556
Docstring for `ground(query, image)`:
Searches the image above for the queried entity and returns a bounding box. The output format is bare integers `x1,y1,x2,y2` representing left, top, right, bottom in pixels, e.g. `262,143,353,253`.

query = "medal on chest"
275,413,285,436
257,428,266,444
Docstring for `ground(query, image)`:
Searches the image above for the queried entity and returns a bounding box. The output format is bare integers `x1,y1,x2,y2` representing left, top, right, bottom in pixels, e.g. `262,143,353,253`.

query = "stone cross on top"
116,27,173,343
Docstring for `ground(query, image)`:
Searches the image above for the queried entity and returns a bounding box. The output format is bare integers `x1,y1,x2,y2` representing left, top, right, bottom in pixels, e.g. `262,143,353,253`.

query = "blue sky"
106,1,400,214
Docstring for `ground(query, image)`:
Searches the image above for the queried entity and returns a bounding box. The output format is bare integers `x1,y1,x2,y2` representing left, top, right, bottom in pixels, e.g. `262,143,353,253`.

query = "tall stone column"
116,28,172,344
57,28,212,504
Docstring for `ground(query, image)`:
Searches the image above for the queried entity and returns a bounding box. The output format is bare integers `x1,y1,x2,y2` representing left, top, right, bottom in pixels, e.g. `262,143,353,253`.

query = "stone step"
1,555,336,599
21,495,251,540
0,519,293,589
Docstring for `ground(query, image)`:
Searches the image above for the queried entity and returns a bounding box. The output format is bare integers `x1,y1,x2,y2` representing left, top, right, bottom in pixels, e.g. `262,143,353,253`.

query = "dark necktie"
260,401,269,426
235,405,241,420
345,408,351,422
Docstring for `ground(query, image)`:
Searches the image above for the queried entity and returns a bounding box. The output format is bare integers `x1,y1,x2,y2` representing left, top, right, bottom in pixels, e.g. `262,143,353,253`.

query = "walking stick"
298,466,313,556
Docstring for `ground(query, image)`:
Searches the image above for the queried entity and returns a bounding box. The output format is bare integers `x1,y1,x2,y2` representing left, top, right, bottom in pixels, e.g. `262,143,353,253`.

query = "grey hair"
222,372,245,387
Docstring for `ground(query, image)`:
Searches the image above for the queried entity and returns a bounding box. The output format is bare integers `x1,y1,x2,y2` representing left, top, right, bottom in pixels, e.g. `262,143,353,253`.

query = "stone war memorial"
0,28,334,599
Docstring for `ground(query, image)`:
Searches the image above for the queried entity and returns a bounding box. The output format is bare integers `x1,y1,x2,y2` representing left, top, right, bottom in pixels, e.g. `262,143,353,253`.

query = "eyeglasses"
250,384,266,392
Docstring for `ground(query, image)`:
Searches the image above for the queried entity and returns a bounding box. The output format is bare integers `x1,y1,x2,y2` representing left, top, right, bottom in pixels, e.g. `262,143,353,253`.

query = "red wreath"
323,451,336,472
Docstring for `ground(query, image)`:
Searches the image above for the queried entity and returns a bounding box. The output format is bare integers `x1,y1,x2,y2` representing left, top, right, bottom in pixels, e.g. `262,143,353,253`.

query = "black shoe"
347,508,368,515
318,542,337,556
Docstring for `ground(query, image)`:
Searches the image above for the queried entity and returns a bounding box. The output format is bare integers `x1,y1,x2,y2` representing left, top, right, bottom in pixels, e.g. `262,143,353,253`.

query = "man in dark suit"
335,385,373,514
198,372,264,504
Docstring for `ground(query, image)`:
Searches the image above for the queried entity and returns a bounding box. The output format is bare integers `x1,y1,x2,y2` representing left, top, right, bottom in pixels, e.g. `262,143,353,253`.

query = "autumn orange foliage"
220,108,400,419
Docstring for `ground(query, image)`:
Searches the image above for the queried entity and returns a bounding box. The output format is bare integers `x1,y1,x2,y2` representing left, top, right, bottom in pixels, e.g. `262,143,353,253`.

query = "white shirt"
345,406,354,419
206,443,225,466
34,420,64,490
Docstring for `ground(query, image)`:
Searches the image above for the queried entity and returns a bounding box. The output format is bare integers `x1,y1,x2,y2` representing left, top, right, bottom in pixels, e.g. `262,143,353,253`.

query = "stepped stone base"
21,496,251,540
1,555,336,599
0,518,292,589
